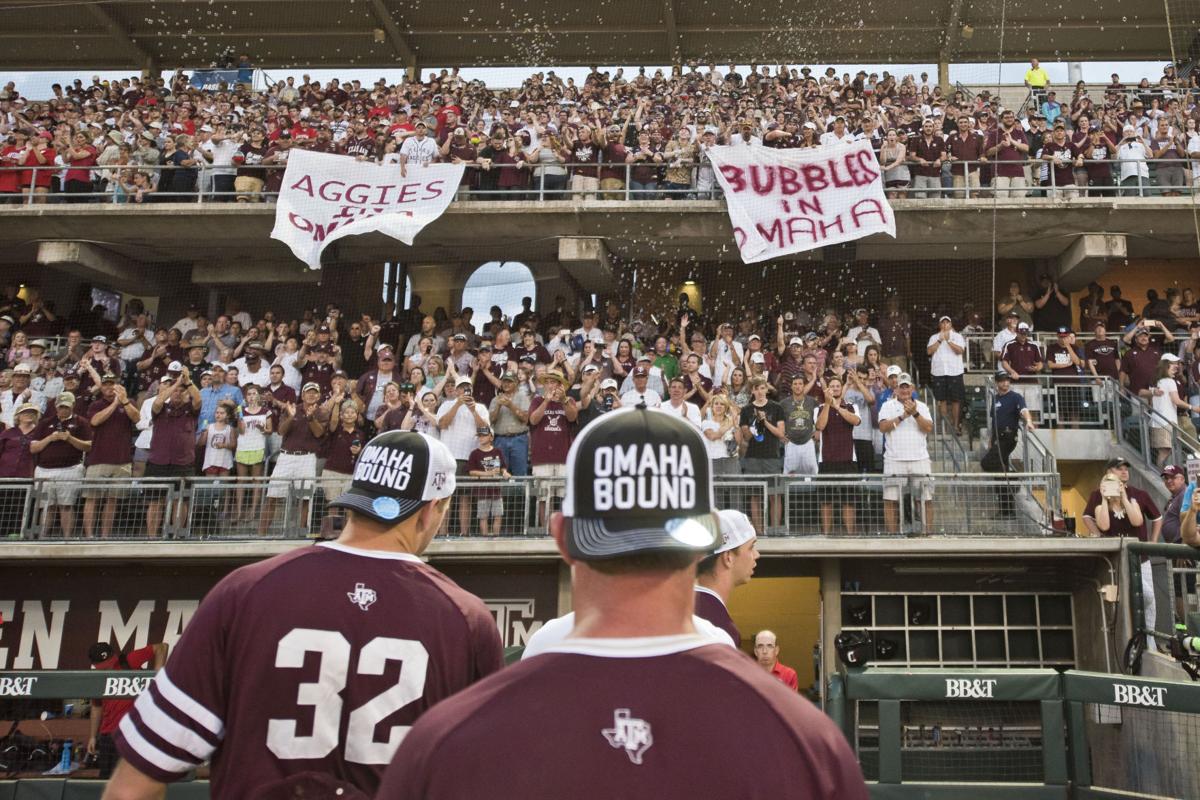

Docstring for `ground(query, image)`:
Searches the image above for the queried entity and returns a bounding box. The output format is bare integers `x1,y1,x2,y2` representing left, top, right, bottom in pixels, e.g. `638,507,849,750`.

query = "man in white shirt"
992,311,1020,362
116,313,154,366
877,373,934,533
1116,124,1150,196
726,121,762,148
230,341,273,388
662,377,702,428
399,121,439,177
819,117,856,147
926,315,966,435
620,365,663,408
846,309,881,347
437,376,491,535
172,303,202,338
0,364,45,427
572,311,606,346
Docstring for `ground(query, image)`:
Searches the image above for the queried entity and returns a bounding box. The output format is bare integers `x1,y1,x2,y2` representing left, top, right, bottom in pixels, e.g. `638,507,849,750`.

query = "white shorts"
783,440,818,476
319,469,353,504
36,464,85,506
883,458,933,502
532,463,565,500
269,452,317,499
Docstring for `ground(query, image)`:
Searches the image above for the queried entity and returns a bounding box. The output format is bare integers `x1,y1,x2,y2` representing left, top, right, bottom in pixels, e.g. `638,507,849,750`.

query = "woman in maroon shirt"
320,401,365,527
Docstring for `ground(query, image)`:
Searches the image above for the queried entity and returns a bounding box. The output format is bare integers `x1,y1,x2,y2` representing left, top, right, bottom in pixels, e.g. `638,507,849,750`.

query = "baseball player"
103,431,503,800
376,408,866,798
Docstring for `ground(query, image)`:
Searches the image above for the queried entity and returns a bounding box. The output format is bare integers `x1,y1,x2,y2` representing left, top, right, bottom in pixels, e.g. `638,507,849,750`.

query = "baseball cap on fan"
328,431,456,524
561,407,719,560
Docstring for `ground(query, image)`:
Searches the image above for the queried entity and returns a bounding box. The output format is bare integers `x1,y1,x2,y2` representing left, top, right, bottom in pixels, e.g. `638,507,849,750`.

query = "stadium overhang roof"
0,0,1178,72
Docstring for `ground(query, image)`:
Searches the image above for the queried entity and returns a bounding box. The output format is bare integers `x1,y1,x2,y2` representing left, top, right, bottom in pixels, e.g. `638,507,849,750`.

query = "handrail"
0,154,1194,204
1112,380,1200,471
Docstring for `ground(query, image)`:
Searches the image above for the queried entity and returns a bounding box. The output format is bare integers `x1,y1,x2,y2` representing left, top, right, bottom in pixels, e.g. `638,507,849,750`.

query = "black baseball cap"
1105,456,1131,470
561,408,719,560
328,431,457,523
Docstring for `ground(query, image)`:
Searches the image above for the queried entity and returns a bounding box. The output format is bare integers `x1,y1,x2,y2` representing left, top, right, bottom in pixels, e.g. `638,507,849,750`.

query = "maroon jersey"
86,398,135,466
115,542,503,799
33,415,92,468
1120,345,1162,394
377,637,866,799
819,401,857,463
1084,487,1161,541
1000,339,1043,378
1085,338,1120,379
693,587,741,648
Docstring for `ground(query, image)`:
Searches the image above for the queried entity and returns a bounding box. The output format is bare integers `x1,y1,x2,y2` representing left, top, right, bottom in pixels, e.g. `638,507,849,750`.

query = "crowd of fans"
1,59,1199,202
0,273,1192,538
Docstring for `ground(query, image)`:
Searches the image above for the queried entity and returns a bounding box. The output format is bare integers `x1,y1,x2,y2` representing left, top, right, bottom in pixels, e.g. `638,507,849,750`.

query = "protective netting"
1083,703,1200,798
855,699,1046,783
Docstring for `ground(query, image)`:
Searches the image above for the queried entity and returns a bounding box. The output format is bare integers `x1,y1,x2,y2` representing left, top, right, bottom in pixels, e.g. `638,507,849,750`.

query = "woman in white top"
132,390,159,477
701,393,742,476
273,336,303,392
235,385,271,521
1150,356,1199,466
403,389,442,439
527,132,568,198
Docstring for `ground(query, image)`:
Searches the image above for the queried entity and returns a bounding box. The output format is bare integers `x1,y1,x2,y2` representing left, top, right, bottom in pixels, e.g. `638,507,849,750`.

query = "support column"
1068,62,1083,85
36,241,164,295
558,238,614,293
1055,233,1127,291
938,58,951,94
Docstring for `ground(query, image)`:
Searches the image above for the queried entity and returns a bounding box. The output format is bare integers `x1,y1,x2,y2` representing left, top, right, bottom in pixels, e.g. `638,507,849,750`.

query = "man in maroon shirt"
0,402,39,478
695,508,759,649
1085,321,1121,380
946,115,986,196
145,363,201,537
529,370,578,524
985,110,1030,197
1000,323,1045,419
816,375,862,534
83,373,139,538
377,409,865,799
87,641,168,778
1121,324,1169,394
907,117,945,198
108,431,503,799
30,392,93,538
260,382,329,535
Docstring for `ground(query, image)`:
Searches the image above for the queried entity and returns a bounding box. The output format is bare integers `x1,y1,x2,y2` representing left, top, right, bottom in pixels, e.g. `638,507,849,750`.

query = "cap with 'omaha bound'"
561,407,719,560
329,431,457,524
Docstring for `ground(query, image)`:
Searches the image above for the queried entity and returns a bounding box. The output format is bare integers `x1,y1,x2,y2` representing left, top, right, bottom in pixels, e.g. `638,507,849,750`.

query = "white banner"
270,149,465,270
706,140,896,264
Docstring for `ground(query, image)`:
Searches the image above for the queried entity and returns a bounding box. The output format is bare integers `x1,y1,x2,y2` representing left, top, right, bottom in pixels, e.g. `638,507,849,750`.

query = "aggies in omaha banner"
706,140,896,264
270,149,465,270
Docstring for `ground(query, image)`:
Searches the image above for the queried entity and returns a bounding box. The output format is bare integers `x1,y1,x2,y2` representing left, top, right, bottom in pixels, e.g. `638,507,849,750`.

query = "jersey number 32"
267,628,429,764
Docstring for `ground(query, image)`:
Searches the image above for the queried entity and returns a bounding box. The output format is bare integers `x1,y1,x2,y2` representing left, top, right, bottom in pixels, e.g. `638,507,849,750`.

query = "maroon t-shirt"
985,126,1028,178
149,397,198,467
1120,345,1162,394
33,415,92,469
115,543,504,799
819,401,857,463
466,446,507,498
529,396,573,466
1085,338,1120,379
267,383,298,429
694,587,741,648
908,135,945,177
377,638,866,799
323,425,365,474
1000,339,1043,377
1084,487,1162,541
281,405,327,454
301,362,336,398
0,426,36,477
86,398,135,466
946,131,984,175
1041,140,1077,187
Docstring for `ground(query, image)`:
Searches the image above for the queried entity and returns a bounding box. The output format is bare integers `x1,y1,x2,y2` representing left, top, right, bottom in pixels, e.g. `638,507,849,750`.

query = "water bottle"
1182,481,1196,514
61,740,72,771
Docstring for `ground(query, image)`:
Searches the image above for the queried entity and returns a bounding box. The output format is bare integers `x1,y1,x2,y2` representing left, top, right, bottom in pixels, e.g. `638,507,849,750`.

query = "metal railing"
982,374,1121,431
0,156,1196,204
964,331,1107,375
0,471,1065,541
1112,383,1200,472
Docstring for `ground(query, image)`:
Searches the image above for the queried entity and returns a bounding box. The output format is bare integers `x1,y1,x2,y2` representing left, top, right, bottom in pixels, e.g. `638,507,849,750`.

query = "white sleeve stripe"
133,690,219,761
154,670,225,737
118,714,199,775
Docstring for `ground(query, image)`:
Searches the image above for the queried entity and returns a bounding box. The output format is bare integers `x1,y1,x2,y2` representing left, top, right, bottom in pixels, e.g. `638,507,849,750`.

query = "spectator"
878,295,912,373
1083,457,1162,639
86,641,168,779
739,376,787,531
577,373,621,427
198,364,243,430
878,373,934,533
1148,116,1187,197
528,370,576,524
907,117,945,198
816,375,862,534
662,377,702,428
319,399,366,527
230,340,271,387
1033,274,1072,332
879,128,910,197
780,374,820,478
30,391,93,537
438,376,492,532
0,402,39,478
1149,355,1197,465
263,363,297,464
701,392,742,476
372,381,409,433
466,426,510,535
985,110,1030,198
1,363,43,427
844,366,877,471
1000,322,1044,412
753,630,799,691
620,364,663,408
1122,322,1172,395
1024,58,1050,102
145,364,200,537
260,382,327,535
199,400,237,476
1116,125,1150,196
358,344,401,421
234,384,271,521
82,373,138,538
926,315,966,435
402,388,442,438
